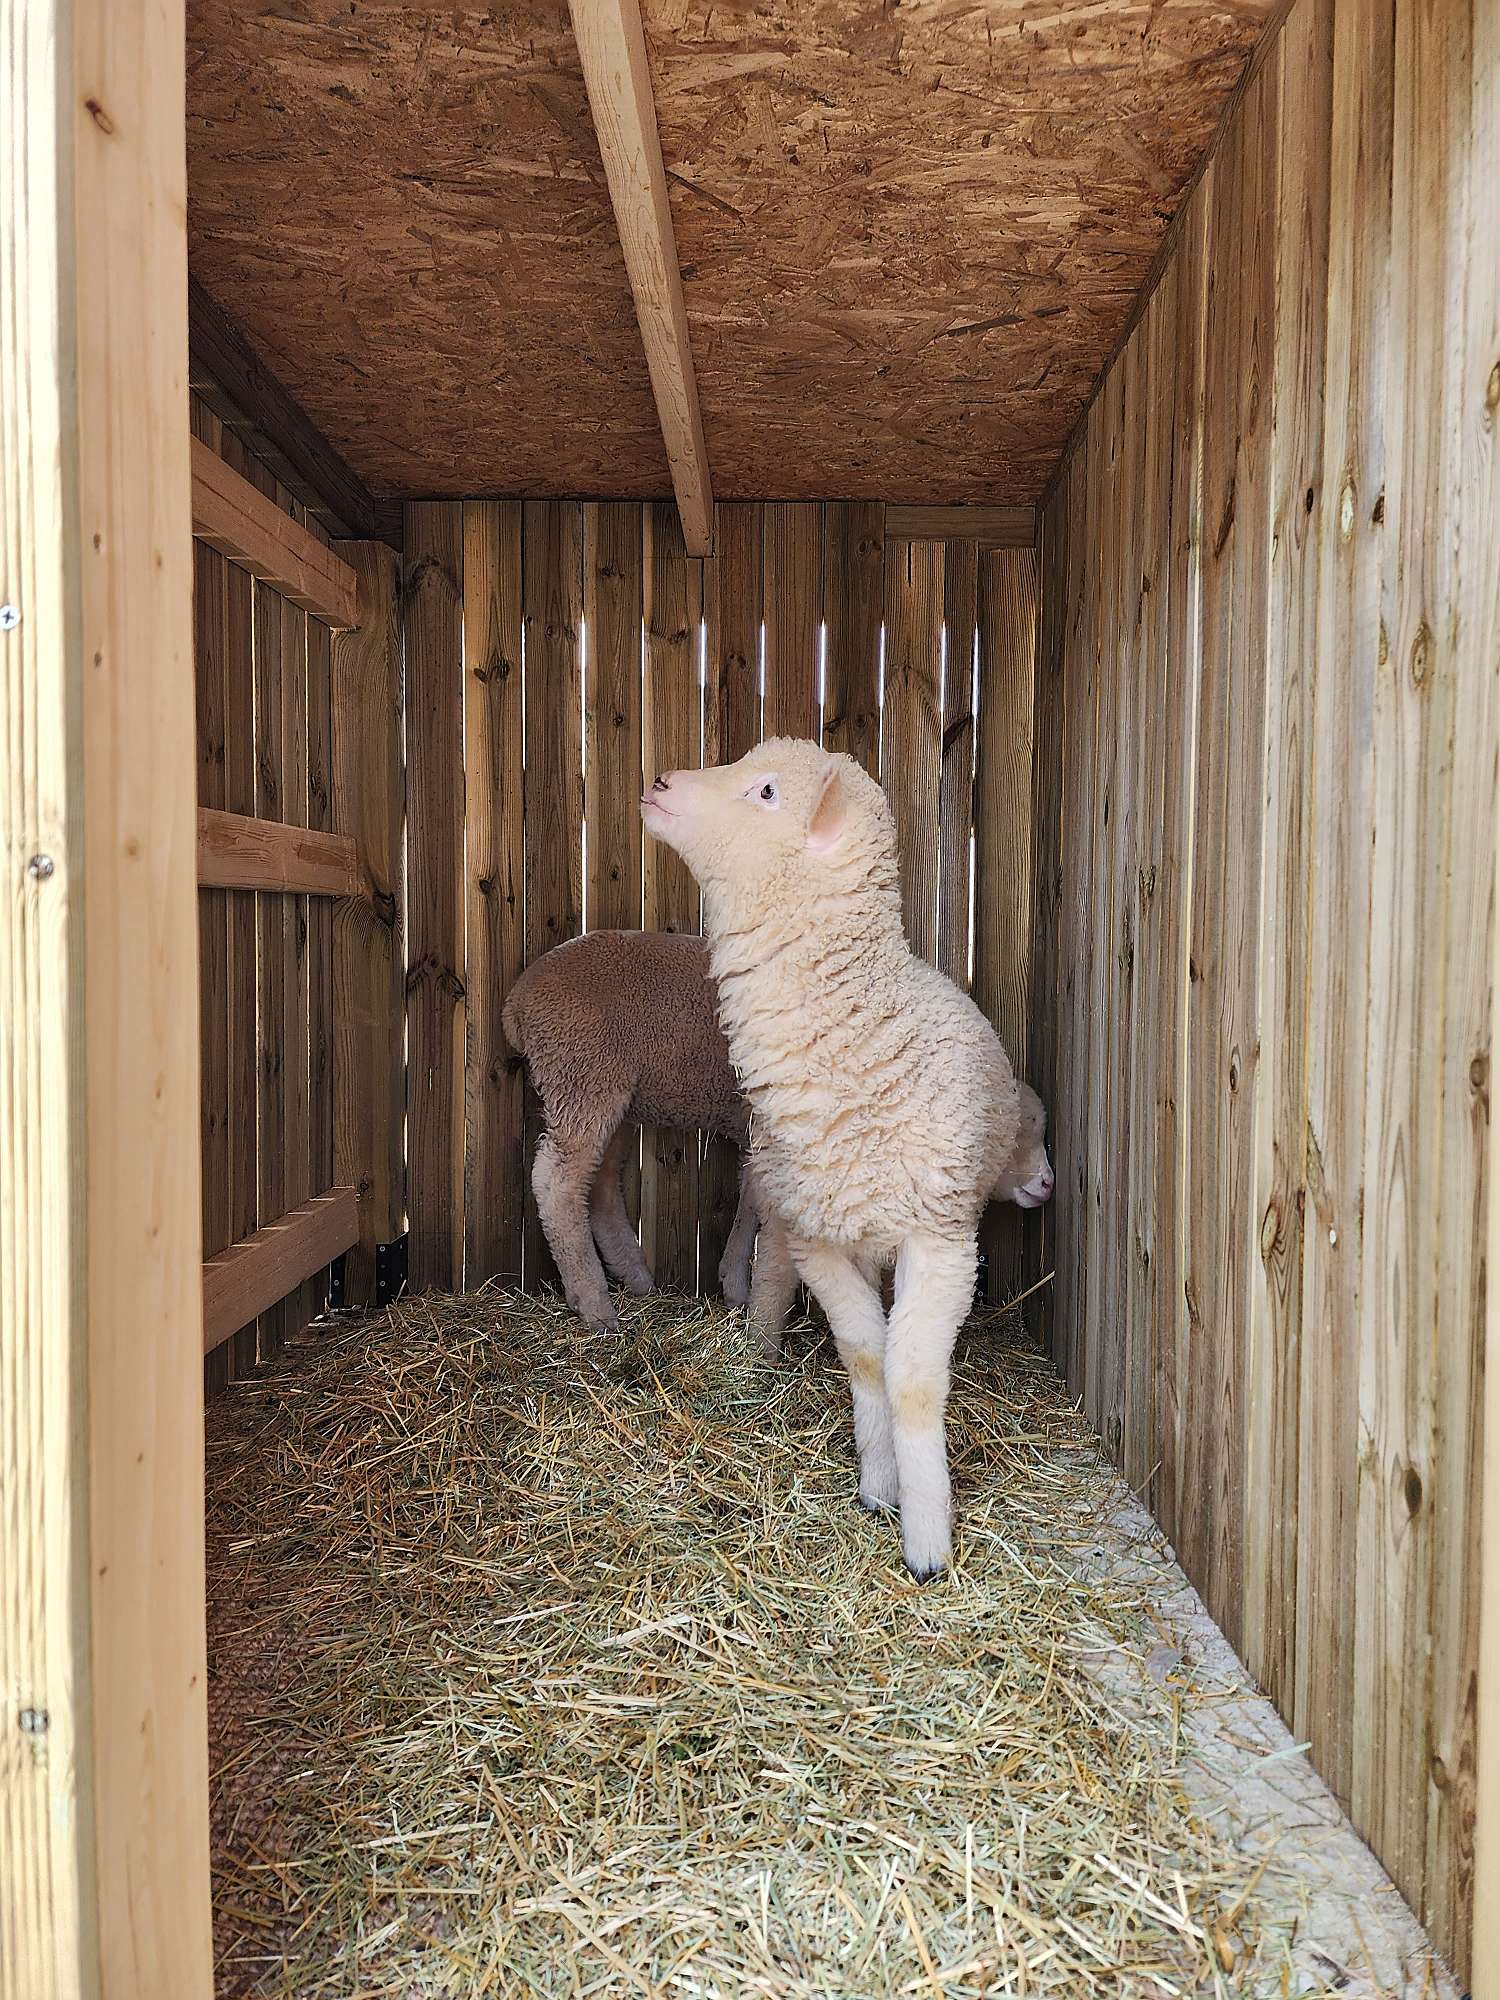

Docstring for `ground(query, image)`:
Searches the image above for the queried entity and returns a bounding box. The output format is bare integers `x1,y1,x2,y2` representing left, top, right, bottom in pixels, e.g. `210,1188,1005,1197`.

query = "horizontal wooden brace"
191,434,360,627
198,806,363,897
202,1187,360,1352
885,503,1037,548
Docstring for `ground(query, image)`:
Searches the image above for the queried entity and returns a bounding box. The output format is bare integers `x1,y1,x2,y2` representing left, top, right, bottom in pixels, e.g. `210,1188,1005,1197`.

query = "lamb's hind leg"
886,1232,978,1580
791,1239,898,1512
717,1155,759,1308
747,1209,799,1359
589,1125,653,1296
532,1127,619,1330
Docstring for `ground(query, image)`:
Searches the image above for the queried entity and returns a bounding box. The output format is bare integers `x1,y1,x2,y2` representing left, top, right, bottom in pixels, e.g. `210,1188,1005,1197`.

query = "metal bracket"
375,1233,408,1307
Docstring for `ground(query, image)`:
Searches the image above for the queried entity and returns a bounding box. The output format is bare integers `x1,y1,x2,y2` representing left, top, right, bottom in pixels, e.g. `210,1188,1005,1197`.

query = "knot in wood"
1409,623,1432,687
1402,1464,1423,1517
1259,1202,1279,1257
1338,477,1356,542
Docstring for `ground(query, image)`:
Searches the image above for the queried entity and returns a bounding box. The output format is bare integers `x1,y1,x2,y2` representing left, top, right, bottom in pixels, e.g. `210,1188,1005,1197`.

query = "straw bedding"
205,1292,1357,1998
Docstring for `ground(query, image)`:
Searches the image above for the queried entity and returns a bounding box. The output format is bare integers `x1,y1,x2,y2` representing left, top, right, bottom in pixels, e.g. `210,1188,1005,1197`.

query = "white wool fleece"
641,739,1023,1261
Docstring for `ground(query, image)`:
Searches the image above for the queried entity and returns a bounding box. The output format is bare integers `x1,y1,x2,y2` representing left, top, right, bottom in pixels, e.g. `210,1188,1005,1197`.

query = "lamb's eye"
759,781,776,802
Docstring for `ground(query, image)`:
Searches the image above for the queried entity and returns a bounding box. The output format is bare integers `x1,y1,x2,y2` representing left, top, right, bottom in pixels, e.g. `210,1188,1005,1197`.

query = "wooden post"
1467,0,1499,1983
0,1,213,1997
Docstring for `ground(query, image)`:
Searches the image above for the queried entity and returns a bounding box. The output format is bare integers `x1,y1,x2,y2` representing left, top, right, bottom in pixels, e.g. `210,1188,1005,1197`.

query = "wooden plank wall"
1031,0,1497,1972
407,500,1044,1302
192,398,405,1384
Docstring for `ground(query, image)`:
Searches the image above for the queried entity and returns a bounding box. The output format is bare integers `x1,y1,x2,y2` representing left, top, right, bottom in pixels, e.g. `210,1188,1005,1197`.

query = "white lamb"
642,738,1037,1579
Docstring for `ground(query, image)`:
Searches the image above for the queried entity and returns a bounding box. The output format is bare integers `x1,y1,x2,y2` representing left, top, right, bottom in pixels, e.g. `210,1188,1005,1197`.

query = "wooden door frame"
1,0,213,1995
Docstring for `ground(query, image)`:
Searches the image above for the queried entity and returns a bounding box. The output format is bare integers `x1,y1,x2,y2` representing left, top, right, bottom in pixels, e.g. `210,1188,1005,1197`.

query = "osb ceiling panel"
641,0,1280,502
187,0,1279,505
186,0,671,500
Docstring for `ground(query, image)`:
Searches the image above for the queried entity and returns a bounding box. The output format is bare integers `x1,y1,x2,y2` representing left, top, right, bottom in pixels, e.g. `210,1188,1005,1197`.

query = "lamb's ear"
806,762,847,853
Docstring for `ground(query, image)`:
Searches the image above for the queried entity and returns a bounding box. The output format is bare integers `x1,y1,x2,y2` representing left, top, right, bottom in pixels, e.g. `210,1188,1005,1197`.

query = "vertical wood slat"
973,549,1037,1304
1083,374,1123,1450
937,539,977,990
1471,1,1500,1972
250,454,287,1358
583,502,646,1236
192,401,232,1397
464,502,526,1289
1154,195,1208,1572
822,501,884,778
219,432,260,1380
307,588,335,1291
1028,495,1067,1327
762,501,822,740
642,501,703,1292
701,502,765,1283
279,517,314,1339
1054,442,1094,1397
404,502,466,1293
1439,0,1499,1953
883,539,944,963
1295,0,1392,1820
705,503,762,766
1242,0,1333,1712
1120,318,1147,1471
1357,0,1477,1927
332,542,405,1305
1125,264,1178,1502
521,501,584,1288
1181,110,1254,1622
1220,52,1279,1661
585,503,646,932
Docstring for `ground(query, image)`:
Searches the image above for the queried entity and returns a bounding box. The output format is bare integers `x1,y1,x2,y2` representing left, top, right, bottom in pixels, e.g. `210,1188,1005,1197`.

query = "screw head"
27,855,55,882
0,603,20,631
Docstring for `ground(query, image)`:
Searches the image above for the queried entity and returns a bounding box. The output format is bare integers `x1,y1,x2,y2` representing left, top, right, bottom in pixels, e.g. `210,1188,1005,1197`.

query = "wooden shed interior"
4,0,1498,1994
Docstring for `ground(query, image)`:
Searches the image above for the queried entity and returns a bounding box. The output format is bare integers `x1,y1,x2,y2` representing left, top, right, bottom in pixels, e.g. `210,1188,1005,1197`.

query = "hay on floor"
205,1291,1324,1998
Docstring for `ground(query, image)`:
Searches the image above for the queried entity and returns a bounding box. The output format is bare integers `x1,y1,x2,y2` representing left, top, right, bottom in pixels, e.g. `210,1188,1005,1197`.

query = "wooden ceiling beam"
885,504,1038,548
568,0,713,556
189,275,397,545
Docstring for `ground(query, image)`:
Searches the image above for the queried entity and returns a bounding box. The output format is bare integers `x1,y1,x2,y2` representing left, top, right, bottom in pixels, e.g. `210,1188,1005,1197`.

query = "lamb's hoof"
721,1267,751,1309
623,1271,654,1298
905,1559,948,1585
751,1323,784,1363
574,1297,621,1333
900,1518,952,1582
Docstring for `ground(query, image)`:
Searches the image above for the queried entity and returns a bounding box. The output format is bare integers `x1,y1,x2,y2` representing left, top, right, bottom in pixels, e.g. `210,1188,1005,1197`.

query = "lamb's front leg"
886,1233,978,1580
791,1239,898,1512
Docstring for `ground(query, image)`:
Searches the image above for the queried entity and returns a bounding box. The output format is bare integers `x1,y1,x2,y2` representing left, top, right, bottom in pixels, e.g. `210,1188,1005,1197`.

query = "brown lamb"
501,929,799,1343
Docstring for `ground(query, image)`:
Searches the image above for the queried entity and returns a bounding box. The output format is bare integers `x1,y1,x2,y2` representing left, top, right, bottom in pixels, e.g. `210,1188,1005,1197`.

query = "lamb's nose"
651,773,671,792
